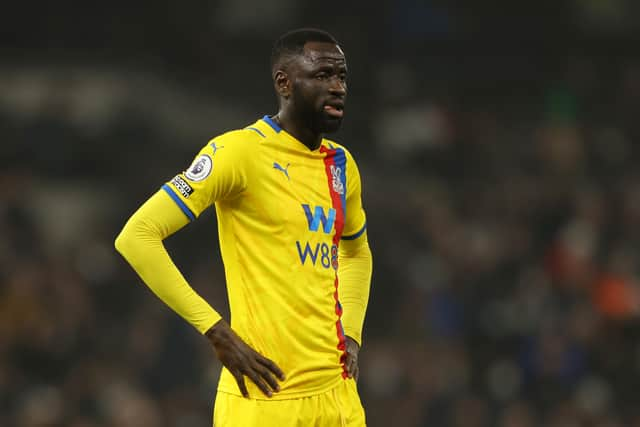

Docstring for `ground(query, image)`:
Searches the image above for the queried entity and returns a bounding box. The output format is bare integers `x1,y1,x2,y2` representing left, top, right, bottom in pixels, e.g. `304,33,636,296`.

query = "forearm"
339,234,372,346
115,190,221,334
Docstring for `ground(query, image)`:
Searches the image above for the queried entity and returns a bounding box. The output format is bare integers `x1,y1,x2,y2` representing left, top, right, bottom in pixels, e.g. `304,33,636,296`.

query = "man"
115,28,372,426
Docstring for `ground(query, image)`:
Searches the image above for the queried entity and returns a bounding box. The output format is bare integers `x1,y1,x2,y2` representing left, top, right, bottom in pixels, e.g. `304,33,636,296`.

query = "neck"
274,110,322,150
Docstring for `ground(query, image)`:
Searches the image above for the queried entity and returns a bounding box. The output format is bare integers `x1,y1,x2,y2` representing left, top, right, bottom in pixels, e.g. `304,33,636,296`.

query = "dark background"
4,1,640,426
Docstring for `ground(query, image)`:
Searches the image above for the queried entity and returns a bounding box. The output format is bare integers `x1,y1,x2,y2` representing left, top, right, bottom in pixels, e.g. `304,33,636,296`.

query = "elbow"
114,229,126,256
114,226,133,259
115,217,159,262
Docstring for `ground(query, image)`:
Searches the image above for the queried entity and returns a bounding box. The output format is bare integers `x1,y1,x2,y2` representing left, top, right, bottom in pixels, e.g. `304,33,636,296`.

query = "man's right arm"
114,189,222,333
114,133,245,333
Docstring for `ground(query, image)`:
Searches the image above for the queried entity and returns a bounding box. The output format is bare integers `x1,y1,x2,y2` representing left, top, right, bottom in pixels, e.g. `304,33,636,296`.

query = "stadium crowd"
4,2,640,426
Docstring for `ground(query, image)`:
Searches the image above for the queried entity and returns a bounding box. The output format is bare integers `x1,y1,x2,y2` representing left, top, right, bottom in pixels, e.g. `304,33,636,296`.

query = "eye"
339,73,347,82
315,72,329,80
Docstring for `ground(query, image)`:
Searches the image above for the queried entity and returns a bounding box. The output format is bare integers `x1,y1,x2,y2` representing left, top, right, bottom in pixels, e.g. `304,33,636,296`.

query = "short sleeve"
162,132,251,220
341,149,367,240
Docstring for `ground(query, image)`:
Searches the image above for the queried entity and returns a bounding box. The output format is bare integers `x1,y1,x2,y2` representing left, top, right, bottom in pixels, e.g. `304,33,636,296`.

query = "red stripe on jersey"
320,145,348,379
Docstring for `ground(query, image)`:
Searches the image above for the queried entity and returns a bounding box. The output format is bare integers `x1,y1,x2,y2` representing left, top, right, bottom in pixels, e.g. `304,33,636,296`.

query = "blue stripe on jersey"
246,127,265,137
341,222,367,240
262,115,282,132
162,184,195,221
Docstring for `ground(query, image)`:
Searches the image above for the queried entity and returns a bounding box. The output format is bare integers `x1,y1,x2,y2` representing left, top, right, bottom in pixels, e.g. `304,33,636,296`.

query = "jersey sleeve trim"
341,222,367,240
161,184,195,221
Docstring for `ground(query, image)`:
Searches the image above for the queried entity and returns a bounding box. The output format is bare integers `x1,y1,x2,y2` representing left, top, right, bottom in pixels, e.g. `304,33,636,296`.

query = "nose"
329,77,346,97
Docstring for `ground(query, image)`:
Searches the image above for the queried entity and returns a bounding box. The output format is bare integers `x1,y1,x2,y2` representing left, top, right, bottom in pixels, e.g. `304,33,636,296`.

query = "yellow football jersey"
162,116,367,399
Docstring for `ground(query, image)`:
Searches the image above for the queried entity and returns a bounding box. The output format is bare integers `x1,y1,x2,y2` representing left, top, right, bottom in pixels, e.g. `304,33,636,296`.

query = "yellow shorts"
213,378,366,427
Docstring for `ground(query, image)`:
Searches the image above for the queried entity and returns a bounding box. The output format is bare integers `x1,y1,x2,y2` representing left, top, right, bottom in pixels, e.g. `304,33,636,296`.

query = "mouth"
323,100,344,118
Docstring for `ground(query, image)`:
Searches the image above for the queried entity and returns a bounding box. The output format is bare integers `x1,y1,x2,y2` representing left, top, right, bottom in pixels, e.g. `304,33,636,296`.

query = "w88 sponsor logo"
296,241,338,270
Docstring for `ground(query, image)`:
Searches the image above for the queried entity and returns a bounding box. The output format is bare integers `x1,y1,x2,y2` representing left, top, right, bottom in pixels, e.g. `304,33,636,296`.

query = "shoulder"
197,128,266,162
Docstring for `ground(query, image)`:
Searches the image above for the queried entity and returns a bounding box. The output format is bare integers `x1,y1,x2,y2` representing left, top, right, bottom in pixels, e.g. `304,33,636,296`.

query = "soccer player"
115,28,372,426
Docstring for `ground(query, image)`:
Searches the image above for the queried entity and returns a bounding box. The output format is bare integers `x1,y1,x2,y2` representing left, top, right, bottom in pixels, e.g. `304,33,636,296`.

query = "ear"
274,70,290,99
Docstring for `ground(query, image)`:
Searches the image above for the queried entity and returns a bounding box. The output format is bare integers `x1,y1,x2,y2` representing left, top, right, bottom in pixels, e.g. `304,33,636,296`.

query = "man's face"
287,41,347,134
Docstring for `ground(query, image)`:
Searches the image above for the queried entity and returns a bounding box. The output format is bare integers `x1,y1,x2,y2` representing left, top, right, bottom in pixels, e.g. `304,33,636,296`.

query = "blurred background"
4,1,640,426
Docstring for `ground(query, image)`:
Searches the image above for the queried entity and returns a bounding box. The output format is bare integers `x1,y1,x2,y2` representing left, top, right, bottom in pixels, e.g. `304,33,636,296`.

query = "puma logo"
209,142,224,155
273,162,290,180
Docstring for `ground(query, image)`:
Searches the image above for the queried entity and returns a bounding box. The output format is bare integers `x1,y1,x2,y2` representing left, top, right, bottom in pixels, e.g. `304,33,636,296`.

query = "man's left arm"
339,148,372,380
